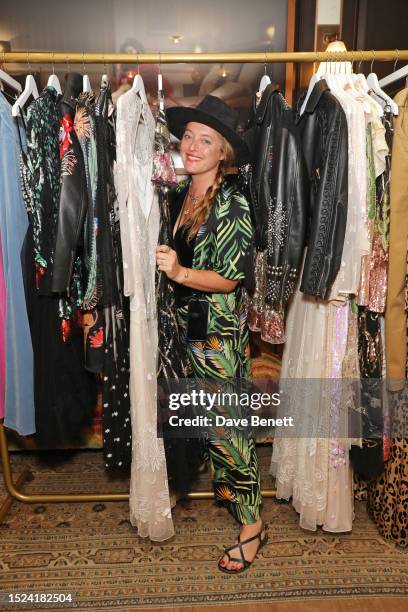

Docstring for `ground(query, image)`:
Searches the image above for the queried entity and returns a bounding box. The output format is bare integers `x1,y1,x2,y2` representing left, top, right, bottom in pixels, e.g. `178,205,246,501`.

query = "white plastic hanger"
299,71,320,115
47,73,62,94
367,73,398,114
351,73,384,117
379,63,408,88
157,52,164,111
325,51,346,95
258,53,271,95
81,52,92,93
131,53,147,103
12,56,39,117
300,42,350,115
258,73,271,94
364,50,398,115
83,74,91,93
325,44,353,95
335,50,354,88
0,55,22,93
341,49,381,115
100,54,109,89
379,49,408,88
46,55,62,95
350,52,383,116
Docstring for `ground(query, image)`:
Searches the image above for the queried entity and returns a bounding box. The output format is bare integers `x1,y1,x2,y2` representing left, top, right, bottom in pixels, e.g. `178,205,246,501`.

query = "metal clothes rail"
1,46,405,522
2,50,408,64
0,419,275,521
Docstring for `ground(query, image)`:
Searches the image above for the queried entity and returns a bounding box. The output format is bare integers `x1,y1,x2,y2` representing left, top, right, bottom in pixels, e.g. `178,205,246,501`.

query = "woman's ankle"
240,517,263,530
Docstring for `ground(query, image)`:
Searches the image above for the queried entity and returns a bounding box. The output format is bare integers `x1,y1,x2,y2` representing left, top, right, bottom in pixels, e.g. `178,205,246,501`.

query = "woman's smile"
185,154,202,162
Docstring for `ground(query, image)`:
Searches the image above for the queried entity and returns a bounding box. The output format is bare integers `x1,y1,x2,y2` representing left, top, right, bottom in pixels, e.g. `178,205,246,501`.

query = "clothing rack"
0,47,405,522
2,50,408,64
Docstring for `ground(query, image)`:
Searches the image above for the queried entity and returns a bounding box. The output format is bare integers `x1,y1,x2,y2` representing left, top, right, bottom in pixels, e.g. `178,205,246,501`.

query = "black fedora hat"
166,95,249,164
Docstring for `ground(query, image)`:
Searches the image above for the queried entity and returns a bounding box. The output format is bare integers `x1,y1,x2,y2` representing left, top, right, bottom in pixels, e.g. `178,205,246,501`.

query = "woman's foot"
218,518,267,572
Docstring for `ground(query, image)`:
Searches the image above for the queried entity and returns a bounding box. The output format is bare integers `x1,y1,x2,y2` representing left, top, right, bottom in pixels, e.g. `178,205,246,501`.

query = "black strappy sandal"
218,523,268,574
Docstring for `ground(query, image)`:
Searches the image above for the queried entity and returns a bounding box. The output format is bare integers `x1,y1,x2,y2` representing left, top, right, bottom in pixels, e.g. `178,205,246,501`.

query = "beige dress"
116,88,174,541
270,84,376,533
270,270,353,532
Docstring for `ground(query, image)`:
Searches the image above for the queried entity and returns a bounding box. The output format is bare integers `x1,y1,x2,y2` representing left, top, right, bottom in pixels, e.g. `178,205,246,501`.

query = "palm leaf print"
175,177,260,524
215,483,236,502
60,150,77,176
209,439,236,463
74,106,91,143
207,335,223,352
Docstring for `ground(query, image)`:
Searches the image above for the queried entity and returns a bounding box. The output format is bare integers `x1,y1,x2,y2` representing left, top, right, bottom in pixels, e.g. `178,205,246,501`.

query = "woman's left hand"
156,244,182,280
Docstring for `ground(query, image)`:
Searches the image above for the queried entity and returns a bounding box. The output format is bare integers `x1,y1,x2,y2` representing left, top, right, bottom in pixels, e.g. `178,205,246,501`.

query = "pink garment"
368,233,388,312
0,232,6,419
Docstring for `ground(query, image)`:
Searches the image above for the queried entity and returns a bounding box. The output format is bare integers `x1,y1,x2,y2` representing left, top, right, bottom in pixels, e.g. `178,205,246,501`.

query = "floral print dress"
21,85,96,446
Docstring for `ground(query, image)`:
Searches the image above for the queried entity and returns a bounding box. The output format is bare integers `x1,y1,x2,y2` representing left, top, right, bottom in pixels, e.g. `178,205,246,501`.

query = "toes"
220,555,243,571
230,561,243,571
226,560,242,571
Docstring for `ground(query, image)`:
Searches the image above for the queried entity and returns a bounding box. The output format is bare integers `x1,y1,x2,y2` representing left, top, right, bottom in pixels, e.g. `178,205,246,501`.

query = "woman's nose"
188,138,199,151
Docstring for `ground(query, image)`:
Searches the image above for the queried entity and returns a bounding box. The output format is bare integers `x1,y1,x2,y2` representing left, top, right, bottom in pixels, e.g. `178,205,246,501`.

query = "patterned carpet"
1,446,408,611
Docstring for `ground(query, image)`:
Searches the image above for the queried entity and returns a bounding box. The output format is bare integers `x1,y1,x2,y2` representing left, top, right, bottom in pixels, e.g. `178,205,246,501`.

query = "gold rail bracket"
0,469,33,523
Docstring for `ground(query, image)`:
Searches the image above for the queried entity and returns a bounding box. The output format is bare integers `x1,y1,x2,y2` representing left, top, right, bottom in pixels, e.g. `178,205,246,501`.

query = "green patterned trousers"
177,303,262,525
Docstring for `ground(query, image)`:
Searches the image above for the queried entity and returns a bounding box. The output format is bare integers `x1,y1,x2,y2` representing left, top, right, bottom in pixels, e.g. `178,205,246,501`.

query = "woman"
156,95,267,573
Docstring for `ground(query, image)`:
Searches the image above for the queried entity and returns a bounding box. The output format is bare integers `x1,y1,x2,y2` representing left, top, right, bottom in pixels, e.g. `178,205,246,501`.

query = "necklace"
183,189,205,215
188,191,202,206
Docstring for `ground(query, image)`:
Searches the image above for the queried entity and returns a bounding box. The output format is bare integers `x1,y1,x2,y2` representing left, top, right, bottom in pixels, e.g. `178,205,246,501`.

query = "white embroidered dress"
115,89,174,541
270,86,390,533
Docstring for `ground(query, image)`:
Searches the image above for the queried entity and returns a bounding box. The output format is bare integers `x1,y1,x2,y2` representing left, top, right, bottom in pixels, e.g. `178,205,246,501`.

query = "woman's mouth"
186,154,202,163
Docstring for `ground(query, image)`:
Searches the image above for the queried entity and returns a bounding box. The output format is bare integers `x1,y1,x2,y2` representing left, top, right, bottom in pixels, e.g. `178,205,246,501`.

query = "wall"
0,0,289,106
342,0,408,94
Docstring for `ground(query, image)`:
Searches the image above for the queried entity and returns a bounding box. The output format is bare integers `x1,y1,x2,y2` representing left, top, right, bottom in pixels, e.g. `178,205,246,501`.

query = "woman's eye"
183,133,191,140
202,139,211,145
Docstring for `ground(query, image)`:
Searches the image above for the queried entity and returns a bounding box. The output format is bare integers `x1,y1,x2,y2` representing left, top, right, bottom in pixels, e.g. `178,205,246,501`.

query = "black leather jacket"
296,79,348,299
51,73,88,294
243,85,308,309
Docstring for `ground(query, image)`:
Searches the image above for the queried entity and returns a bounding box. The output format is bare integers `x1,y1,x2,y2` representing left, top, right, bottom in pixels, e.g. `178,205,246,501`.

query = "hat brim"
166,106,249,165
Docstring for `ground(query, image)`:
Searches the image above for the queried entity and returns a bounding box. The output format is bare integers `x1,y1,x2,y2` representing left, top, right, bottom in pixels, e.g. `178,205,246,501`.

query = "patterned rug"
1,447,408,611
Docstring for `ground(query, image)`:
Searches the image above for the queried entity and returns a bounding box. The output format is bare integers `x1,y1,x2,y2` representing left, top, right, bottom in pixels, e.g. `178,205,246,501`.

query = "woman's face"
180,122,225,175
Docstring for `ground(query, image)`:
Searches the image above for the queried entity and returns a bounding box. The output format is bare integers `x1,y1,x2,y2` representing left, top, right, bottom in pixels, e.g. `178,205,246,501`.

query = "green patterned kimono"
173,176,262,524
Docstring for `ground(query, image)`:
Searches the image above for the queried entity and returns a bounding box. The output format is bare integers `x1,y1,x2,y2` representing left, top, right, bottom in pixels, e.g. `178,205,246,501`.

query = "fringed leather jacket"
242,85,308,342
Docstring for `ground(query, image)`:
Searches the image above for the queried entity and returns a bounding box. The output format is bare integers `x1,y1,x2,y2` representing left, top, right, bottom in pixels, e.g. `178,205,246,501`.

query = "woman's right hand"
156,244,183,281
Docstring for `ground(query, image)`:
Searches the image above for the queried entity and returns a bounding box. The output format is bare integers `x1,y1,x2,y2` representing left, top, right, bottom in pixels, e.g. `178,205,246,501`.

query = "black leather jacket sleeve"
298,86,348,299
264,112,309,309
243,87,308,311
51,74,88,294
51,144,87,294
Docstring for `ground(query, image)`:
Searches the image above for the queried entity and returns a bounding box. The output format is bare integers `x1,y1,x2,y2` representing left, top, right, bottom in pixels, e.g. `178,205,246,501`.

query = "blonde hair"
185,135,235,242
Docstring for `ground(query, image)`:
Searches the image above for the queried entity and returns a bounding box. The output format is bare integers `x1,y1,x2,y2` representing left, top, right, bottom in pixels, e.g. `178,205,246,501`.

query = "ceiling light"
171,34,183,44
266,25,276,39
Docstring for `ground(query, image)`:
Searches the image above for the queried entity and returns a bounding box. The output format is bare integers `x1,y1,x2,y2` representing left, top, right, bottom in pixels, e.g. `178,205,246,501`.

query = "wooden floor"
142,599,408,612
